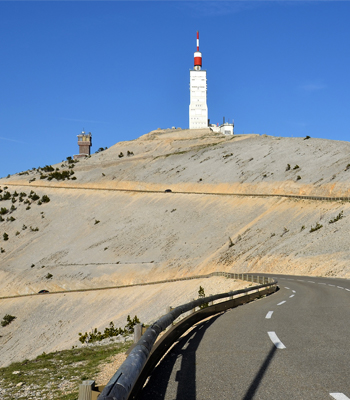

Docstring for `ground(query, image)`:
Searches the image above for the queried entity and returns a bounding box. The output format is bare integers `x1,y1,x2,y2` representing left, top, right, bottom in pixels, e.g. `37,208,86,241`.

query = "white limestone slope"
1,128,350,367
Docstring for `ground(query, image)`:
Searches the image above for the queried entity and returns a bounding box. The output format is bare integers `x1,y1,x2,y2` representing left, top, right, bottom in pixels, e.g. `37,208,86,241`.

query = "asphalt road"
139,274,350,400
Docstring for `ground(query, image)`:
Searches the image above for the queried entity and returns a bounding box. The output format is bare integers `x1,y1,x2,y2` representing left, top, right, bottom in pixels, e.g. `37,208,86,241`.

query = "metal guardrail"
97,273,277,400
3,181,350,203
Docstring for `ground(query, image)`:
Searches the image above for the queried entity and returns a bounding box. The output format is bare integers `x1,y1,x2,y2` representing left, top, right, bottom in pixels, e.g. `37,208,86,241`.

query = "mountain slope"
1,128,350,296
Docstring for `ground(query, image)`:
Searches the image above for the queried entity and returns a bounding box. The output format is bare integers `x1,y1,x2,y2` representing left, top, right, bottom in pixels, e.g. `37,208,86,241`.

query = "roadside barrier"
80,273,277,400
3,181,350,203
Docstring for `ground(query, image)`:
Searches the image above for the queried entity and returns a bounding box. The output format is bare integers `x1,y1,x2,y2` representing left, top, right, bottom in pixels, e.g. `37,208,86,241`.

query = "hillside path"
139,274,350,400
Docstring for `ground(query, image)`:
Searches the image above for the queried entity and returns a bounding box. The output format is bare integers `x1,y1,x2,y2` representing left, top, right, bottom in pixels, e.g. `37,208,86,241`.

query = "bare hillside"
1,128,350,296
1,128,350,367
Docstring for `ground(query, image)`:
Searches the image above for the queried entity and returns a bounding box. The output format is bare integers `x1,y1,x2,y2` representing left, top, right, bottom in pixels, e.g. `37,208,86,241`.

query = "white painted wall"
189,70,208,129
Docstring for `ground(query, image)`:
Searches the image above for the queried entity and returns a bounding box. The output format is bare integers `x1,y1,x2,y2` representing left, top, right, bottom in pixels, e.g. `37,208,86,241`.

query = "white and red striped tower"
189,31,208,129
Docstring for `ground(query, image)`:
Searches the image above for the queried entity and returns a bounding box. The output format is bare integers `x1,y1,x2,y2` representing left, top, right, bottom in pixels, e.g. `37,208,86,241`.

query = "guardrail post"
134,323,142,343
78,380,95,400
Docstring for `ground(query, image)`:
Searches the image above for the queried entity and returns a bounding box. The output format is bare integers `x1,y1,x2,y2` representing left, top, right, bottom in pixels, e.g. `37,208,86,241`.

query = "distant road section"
3,181,350,203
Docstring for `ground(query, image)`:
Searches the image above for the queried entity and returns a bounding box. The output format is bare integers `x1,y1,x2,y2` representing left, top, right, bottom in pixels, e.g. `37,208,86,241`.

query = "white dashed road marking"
289,294,294,298
329,284,335,287
318,283,326,285
346,289,350,292
265,311,273,319
292,290,296,293
284,287,290,289
330,393,350,400
337,286,344,289
277,301,286,306
268,332,286,349
308,281,315,283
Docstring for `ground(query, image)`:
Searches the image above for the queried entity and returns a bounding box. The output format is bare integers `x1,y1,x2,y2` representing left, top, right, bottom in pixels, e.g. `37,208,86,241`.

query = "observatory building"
74,130,92,160
189,32,234,135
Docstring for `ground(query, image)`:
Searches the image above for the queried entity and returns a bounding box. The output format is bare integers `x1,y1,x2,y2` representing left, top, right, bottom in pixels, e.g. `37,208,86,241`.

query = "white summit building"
189,32,234,135
189,32,208,129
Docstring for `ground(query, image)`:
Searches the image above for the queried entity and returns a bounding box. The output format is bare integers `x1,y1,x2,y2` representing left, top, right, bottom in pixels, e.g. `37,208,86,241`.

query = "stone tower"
74,130,92,159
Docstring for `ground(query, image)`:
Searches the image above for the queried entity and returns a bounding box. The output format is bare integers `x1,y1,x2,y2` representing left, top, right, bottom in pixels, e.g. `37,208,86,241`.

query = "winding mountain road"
140,274,350,399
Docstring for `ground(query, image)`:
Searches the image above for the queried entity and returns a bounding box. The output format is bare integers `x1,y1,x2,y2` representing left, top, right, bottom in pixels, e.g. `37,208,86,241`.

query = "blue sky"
1,1,350,177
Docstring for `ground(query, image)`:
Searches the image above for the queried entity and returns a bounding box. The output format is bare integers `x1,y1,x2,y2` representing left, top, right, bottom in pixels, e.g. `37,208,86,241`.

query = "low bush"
1,314,16,327
78,315,140,344
329,211,344,224
45,273,53,279
198,286,209,309
310,222,323,233
3,233,8,241
0,207,8,215
293,165,300,170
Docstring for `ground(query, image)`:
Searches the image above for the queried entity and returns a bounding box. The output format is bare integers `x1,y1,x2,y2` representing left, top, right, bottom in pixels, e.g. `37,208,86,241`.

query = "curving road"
140,274,350,400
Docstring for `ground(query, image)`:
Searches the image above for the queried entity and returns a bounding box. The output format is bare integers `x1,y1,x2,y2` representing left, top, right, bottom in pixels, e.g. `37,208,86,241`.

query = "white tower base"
189,70,208,129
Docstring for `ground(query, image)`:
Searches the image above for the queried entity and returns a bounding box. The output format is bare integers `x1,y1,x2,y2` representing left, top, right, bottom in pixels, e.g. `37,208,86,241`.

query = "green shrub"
3,233,8,241
41,195,50,203
45,273,53,279
310,222,323,233
22,224,27,230
41,165,54,172
30,226,39,232
285,164,291,171
296,175,301,181
15,231,20,236
3,192,11,200
78,315,140,344
0,247,5,253
329,211,344,224
7,216,15,222
1,314,16,327
293,165,300,170
304,135,311,140
198,286,209,309
118,152,124,158
0,207,8,215
94,220,100,225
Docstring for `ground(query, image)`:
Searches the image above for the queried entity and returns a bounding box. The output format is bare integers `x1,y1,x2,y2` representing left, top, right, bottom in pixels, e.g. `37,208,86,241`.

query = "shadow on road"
242,344,277,400
139,314,222,400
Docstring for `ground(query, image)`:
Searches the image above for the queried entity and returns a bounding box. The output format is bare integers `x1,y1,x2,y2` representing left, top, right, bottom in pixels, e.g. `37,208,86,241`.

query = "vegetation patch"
1,314,16,327
310,222,323,233
79,315,140,344
198,286,208,309
329,211,344,224
0,341,132,400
